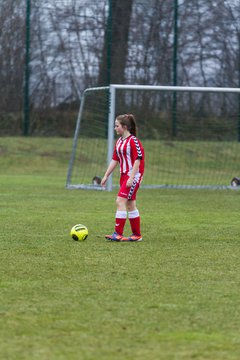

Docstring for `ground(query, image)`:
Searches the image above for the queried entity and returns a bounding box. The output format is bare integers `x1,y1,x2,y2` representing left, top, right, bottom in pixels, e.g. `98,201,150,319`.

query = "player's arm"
126,137,143,187
126,158,141,187
101,159,118,186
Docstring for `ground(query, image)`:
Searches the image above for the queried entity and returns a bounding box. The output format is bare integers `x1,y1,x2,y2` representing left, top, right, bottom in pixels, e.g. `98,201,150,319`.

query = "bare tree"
178,0,239,87
0,0,25,113
29,0,106,108
98,0,134,85
0,0,239,135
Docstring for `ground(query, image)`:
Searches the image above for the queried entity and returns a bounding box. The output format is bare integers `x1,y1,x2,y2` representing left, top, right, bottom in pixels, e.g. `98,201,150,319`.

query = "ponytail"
116,114,137,136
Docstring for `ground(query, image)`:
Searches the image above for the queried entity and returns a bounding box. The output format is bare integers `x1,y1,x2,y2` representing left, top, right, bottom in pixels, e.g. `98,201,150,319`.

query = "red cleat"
121,234,143,242
105,232,124,241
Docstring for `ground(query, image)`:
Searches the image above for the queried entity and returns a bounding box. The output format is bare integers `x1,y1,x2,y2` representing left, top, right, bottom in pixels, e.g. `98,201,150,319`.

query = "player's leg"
126,200,142,240
105,175,128,241
114,196,128,236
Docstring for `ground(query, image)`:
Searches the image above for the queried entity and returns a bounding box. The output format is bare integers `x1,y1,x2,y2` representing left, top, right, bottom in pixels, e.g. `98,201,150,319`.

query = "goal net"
66,84,240,190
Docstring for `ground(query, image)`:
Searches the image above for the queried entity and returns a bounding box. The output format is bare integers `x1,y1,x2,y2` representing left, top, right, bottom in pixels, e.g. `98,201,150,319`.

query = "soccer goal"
66,84,240,191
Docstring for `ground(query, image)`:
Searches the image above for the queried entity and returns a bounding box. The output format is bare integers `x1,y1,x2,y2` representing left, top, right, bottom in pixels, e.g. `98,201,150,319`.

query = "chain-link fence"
0,0,239,136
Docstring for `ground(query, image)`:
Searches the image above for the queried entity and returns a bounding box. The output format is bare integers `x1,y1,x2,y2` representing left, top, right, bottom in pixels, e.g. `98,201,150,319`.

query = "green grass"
0,137,240,360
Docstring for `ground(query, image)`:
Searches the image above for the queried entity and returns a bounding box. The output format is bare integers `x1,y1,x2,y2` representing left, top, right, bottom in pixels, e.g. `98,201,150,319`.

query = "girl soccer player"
101,113,145,242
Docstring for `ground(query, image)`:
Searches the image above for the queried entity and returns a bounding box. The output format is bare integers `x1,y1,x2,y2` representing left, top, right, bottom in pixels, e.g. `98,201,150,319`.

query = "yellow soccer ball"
70,224,88,241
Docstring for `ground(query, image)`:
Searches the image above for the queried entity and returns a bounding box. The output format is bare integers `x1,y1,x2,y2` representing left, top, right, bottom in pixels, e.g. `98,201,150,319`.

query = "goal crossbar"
110,84,240,93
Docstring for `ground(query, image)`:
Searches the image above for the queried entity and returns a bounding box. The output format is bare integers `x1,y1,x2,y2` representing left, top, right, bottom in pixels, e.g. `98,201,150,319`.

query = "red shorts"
118,173,143,200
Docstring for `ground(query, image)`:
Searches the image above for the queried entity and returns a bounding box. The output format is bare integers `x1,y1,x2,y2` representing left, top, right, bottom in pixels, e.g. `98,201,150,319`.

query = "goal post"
66,86,109,190
66,84,240,191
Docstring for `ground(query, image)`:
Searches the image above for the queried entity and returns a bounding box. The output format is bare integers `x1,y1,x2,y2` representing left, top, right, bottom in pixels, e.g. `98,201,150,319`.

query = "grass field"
0,137,240,360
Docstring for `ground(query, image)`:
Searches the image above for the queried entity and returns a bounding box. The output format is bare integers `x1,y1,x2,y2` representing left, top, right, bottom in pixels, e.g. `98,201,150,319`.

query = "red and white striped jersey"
112,135,145,175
